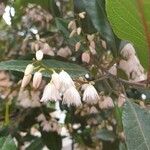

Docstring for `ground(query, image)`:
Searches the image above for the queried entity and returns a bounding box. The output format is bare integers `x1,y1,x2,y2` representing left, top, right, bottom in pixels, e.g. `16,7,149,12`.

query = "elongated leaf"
0,136,17,150
123,100,150,150
106,0,149,68
0,60,88,78
81,0,120,57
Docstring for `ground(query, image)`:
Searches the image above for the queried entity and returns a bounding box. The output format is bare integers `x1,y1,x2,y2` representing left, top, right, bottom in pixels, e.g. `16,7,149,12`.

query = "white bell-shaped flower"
51,72,60,90
83,84,100,104
59,70,75,93
40,83,61,102
63,86,82,107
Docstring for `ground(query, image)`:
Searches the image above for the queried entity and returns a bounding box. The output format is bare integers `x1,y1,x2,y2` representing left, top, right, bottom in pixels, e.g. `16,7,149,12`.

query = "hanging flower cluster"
20,47,108,108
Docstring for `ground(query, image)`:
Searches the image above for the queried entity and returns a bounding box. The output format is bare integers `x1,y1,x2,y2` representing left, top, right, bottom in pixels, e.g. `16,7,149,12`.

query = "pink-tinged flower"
51,72,60,90
21,74,32,88
40,83,61,102
63,86,82,107
120,43,135,59
24,64,34,75
36,50,43,61
83,84,100,104
33,72,42,89
99,96,114,109
59,70,75,93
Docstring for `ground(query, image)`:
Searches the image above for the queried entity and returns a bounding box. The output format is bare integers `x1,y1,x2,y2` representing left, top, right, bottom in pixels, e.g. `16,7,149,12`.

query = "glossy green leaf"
123,100,150,150
0,60,88,78
106,0,149,68
0,136,17,150
81,0,120,57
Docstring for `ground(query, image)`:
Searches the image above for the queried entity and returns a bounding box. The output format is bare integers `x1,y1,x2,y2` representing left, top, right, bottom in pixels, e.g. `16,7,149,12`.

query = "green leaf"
81,0,120,57
106,0,149,68
0,136,17,150
123,100,150,150
0,59,88,78
26,138,44,150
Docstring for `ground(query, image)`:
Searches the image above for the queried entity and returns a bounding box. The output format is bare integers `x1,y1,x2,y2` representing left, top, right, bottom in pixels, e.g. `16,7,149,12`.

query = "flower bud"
33,72,42,89
24,64,34,75
87,34,94,42
101,40,107,49
77,27,82,35
21,74,32,88
36,50,43,61
75,42,81,51
78,12,86,19
69,29,76,38
89,41,96,55
82,51,90,64
68,20,76,30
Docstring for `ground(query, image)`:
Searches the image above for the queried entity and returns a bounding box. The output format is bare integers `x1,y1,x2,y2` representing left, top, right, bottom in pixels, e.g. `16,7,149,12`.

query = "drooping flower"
33,72,42,89
83,84,100,104
59,70,75,93
36,50,43,61
40,83,61,102
51,72,60,90
63,86,82,107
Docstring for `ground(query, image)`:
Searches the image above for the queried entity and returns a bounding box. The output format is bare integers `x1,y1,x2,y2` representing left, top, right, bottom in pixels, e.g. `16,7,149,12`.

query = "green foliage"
123,100,150,150
0,136,17,150
106,0,149,68
0,60,88,78
76,0,120,57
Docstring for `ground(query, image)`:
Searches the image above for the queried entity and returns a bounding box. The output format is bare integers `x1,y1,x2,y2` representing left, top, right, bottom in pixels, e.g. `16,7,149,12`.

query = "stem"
4,102,10,125
136,0,150,83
